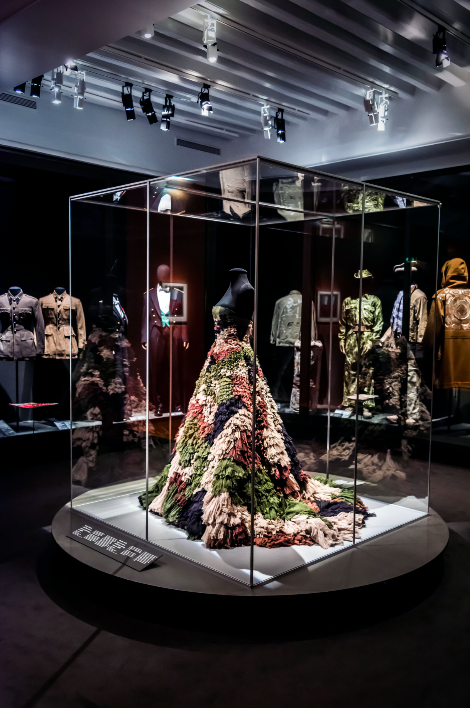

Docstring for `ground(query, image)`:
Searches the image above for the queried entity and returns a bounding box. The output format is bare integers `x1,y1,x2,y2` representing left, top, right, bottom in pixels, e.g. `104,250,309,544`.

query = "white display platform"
69,479,430,587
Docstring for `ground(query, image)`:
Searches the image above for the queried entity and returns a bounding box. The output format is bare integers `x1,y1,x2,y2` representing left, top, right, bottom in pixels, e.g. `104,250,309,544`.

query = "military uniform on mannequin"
142,264,188,416
40,287,86,359
270,290,302,403
423,258,470,389
0,287,45,360
338,270,383,418
384,263,428,426
34,287,86,420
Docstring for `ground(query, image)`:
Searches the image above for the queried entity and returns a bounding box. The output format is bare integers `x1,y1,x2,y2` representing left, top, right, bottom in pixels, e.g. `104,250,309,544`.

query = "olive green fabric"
338,295,383,410
344,188,385,214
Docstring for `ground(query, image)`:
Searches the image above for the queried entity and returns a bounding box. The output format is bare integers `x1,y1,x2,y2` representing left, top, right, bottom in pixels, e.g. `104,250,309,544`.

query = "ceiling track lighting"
140,88,158,124
14,82,26,94
433,25,450,68
141,24,154,39
161,94,175,130
274,108,286,143
51,69,64,104
261,104,274,139
198,84,213,116
52,87,62,104
30,75,43,98
64,61,78,74
73,71,86,109
364,89,389,131
203,17,218,63
121,82,135,120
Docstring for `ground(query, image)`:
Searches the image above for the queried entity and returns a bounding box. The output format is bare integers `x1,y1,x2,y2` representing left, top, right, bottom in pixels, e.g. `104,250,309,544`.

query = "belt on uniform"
350,326,371,332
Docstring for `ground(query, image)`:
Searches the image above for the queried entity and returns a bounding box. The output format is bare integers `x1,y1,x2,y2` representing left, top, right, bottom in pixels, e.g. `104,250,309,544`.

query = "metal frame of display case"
68,156,441,589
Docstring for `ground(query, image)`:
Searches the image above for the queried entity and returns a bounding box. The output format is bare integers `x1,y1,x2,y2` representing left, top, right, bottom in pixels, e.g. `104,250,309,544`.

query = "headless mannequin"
9,286,22,296
359,278,375,297
54,287,66,295
142,265,189,350
215,268,254,321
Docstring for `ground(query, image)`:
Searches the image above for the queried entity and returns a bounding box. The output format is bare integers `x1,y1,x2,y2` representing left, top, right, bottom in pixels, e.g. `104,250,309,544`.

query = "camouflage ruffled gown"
141,306,372,549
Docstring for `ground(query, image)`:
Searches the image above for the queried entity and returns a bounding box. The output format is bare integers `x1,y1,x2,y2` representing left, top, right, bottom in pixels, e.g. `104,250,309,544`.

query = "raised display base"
52,502,448,597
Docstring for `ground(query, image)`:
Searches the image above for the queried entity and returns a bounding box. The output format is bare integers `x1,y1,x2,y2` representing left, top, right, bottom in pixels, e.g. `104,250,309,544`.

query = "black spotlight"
433,26,450,68
30,76,44,98
121,82,135,120
198,84,213,116
140,88,158,125
14,83,26,94
275,108,286,143
161,94,175,130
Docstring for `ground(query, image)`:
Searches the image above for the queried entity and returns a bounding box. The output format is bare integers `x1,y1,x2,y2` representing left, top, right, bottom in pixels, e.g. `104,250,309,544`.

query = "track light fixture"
274,108,286,143
76,73,85,99
141,25,154,39
161,94,175,130
364,89,389,131
121,82,135,120
51,69,63,104
203,17,218,63
433,26,450,68
261,105,274,139
64,61,78,74
140,88,158,124
30,76,43,98
14,83,26,94
73,72,85,109
198,84,213,116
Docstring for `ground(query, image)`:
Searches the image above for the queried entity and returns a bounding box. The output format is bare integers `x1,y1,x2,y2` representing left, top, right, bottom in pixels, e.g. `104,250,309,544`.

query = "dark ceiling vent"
176,138,220,155
0,92,37,109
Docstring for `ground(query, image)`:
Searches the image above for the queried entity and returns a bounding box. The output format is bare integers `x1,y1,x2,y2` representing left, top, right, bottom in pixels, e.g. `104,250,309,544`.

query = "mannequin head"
157,264,170,285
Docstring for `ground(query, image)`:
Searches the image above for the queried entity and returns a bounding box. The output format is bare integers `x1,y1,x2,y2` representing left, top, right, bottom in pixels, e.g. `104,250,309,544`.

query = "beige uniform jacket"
409,287,428,343
40,291,86,359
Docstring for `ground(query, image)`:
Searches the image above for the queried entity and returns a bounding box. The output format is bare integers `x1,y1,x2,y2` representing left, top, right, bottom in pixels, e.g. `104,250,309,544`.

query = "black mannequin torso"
216,268,255,321
54,287,66,295
8,286,22,296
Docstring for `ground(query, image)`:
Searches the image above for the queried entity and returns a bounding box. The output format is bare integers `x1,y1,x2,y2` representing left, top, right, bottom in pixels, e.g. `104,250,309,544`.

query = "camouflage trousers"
342,359,376,410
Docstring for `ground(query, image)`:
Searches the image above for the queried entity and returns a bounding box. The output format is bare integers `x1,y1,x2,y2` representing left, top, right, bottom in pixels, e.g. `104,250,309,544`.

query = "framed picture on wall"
161,282,188,323
319,222,344,239
317,291,341,323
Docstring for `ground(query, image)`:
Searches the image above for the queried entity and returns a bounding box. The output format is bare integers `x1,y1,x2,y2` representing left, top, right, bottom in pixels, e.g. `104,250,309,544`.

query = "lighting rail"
101,45,312,117
191,3,399,97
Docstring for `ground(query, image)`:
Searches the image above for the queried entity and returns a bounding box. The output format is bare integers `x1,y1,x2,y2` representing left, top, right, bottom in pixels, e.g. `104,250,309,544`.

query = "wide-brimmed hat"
353,269,373,279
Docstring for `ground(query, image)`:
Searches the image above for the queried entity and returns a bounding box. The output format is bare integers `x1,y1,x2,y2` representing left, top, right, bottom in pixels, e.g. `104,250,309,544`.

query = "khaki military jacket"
409,287,428,343
271,290,302,346
0,289,45,360
40,291,86,359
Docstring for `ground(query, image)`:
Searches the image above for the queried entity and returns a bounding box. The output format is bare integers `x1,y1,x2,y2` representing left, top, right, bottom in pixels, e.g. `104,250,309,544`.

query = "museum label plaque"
67,511,162,571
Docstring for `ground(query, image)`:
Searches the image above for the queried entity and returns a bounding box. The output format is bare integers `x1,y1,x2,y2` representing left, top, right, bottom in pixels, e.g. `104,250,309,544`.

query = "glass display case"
68,157,440,587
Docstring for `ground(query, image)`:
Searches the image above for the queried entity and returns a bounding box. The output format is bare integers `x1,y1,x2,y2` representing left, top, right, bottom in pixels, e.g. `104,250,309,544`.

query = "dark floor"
1,457,470,708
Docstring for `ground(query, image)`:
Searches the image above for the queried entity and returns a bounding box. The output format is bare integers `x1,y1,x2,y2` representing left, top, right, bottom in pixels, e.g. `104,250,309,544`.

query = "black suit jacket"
141,288,188,344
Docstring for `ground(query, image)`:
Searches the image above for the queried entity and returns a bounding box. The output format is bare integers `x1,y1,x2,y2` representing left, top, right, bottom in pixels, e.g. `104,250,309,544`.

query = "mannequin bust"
8,286,22,296
216,268,254,321
54,287,66,295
